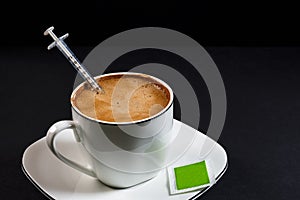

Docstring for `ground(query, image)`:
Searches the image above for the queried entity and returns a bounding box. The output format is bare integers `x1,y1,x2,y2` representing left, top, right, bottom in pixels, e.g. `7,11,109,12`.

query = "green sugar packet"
167,160,215,195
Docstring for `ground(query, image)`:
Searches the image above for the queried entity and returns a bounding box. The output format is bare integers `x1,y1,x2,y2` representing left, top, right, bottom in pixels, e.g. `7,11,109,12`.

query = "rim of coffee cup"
71,72,174,125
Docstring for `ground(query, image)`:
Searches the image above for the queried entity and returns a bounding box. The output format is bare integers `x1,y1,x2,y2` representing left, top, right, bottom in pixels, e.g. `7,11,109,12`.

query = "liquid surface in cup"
72,74,170,122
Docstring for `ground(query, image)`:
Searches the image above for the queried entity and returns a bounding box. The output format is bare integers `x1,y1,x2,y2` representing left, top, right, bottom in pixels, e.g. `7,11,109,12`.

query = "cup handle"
46,120,97,178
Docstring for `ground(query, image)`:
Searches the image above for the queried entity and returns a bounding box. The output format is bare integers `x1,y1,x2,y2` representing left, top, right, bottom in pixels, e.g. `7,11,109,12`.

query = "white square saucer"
22,119,228,200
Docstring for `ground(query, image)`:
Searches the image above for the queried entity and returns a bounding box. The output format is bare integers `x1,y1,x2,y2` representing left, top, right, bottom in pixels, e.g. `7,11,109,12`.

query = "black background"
1,1,300,199
2,1,300,47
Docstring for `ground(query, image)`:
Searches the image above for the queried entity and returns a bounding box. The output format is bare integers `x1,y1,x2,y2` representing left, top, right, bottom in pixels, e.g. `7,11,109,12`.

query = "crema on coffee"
72,74,170,122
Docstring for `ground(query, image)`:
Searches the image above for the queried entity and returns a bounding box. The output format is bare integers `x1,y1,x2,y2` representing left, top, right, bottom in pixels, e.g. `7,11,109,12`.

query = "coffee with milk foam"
72,74,170,122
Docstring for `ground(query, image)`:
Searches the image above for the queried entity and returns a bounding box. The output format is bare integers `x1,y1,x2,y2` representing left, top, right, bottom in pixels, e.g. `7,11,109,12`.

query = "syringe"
44,26,103,93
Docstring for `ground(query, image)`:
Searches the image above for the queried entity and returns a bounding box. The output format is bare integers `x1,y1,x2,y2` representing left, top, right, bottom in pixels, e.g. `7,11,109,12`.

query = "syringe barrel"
55,40,102,92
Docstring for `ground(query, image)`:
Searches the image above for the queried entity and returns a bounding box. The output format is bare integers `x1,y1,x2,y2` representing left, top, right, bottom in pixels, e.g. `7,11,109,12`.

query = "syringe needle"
44,26,103,93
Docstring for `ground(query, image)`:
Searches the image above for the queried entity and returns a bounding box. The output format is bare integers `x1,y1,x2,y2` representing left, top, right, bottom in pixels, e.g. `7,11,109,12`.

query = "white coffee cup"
46,72,175,188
